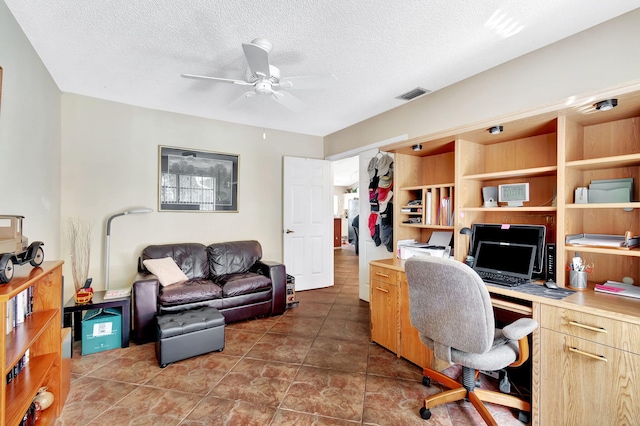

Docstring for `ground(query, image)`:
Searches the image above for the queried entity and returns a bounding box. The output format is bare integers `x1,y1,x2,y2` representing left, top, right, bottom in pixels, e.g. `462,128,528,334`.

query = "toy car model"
0,215,44,283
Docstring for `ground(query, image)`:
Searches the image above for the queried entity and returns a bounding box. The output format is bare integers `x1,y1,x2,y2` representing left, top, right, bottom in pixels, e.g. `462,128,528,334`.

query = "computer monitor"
473,241,537,280
469,223,546,275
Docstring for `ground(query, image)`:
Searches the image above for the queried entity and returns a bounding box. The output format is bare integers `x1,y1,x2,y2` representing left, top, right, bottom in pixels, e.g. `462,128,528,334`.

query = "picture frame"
158,146,238,212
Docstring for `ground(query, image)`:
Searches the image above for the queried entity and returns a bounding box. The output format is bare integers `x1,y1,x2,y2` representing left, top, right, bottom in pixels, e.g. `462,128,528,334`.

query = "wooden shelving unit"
1,261,64,426
394,145,456,248
560,109,640,286
385,82,640,288
398,183,454,228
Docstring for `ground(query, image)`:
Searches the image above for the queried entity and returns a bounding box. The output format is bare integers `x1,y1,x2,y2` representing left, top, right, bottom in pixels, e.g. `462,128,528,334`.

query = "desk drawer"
540,329,640,425
541,305,640,354
370,266,397,285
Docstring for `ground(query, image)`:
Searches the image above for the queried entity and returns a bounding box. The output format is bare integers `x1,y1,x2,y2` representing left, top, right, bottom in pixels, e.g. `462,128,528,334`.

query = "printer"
397,231,453,260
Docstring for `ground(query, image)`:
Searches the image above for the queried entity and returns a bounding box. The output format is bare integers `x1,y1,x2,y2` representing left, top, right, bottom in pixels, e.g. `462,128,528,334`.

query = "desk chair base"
420,366,530,426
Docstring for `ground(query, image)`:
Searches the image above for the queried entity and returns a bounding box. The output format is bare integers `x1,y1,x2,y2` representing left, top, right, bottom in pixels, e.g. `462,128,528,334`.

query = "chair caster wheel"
422,376,431,387
420,407,432,420
518,411,530,423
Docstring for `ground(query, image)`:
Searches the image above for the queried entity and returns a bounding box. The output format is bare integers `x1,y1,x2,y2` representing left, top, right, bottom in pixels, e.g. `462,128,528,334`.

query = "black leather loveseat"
132,240,287,343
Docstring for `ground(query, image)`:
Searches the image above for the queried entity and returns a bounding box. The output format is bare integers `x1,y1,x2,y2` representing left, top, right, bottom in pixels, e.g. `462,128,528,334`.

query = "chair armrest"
132,274,160,344
502,318,538,341
503,318,538,368
253,260,287,315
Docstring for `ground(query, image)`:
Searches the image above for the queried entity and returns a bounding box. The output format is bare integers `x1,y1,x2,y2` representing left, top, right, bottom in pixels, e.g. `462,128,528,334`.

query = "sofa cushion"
142,243,209,279
142,257,188,287
208,240,262,276
159,278,223,306
215,272,272,297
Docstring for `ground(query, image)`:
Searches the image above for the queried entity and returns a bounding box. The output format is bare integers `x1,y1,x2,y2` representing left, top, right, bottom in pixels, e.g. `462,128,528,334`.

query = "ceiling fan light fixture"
488,125,504,135
594,99,618,111
255,81,272,95
182,37,330,113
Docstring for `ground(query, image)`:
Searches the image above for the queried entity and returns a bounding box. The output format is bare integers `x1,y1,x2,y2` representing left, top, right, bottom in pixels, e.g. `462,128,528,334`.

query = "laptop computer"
472,241,536,287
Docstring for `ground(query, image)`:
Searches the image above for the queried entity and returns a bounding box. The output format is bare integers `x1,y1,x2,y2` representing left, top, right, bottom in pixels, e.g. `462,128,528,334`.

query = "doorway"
327,134,407,301
332,155,359,253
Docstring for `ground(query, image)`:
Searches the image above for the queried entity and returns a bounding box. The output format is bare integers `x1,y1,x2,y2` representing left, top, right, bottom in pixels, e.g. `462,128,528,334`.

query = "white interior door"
283,156,333,291
358,149,394,301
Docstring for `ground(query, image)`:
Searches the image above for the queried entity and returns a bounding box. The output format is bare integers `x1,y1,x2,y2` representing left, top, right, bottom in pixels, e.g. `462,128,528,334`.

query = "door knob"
285,229,294,234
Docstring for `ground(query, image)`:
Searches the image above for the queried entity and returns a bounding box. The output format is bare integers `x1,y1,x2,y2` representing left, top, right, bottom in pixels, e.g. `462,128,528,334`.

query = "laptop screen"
473,241,536,279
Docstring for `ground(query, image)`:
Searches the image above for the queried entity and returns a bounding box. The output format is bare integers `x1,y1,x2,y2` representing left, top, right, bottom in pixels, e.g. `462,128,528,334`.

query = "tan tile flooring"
56,246,527,425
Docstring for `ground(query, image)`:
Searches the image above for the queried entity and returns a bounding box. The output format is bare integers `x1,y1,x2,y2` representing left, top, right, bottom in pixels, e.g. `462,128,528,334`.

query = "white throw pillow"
142,257,188,287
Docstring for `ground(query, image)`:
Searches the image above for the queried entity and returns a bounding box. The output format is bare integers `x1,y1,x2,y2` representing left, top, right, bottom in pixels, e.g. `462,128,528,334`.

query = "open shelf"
1,262,65,426
462,166,558,181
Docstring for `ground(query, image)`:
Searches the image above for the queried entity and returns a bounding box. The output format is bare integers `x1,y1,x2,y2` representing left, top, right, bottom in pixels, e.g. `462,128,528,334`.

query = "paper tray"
565,233,639,249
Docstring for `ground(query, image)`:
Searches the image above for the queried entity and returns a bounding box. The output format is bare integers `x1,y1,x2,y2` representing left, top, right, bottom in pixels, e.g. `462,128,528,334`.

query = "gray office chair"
405,255,538,426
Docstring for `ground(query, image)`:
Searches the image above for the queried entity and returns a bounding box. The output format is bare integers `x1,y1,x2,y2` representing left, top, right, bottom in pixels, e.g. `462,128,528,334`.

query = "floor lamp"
105,208,153,290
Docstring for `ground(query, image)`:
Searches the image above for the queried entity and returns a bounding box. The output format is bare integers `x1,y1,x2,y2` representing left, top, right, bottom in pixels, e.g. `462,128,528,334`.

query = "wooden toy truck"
0,215,44,283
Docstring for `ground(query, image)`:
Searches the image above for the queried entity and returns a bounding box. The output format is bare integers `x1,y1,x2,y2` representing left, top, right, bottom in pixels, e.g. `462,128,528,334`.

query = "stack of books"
103,287,131,300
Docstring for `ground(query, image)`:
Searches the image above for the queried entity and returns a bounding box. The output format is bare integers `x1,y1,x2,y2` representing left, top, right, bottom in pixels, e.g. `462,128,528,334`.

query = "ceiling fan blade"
181,74,252,86
228,91,256,109
242,42,271,78
278,74,338,90
271,91,305,112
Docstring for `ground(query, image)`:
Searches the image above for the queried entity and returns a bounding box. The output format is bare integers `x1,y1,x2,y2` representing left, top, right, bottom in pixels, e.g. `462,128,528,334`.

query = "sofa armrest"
132,274,160,344
253,260,287,315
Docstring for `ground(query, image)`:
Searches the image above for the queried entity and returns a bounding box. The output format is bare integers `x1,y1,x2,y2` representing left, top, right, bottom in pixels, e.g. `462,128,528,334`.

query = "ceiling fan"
181,37,337,111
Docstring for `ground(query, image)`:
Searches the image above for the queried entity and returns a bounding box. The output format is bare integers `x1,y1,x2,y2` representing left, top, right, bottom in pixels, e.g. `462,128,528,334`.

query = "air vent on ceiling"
396,87,431,101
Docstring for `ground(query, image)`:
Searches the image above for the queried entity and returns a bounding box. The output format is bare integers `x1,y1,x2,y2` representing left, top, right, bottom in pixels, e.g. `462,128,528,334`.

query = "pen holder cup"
570,270,588,289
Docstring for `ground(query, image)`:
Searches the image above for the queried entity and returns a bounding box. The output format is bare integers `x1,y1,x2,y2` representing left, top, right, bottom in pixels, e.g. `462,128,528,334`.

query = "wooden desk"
369,258,640,426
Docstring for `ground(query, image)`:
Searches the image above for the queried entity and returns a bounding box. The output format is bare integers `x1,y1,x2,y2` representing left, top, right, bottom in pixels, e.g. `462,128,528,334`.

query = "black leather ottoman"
156,306,225,367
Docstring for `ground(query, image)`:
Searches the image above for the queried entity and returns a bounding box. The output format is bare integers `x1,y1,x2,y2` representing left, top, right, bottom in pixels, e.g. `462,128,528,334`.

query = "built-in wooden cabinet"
384,83,640,288
395,144,456,252
456,117,558,257
561,109,640,286
539,304,640,425
398,273,433,368
369,265,398,353
1,261,65,426
370,262,434,369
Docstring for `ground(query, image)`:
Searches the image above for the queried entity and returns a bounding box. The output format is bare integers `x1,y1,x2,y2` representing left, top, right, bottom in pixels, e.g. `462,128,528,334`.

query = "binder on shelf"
595,281,640,299
565,233,639,249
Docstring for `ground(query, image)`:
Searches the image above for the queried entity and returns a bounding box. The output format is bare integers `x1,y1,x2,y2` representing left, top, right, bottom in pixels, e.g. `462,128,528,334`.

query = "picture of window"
159,146,238,212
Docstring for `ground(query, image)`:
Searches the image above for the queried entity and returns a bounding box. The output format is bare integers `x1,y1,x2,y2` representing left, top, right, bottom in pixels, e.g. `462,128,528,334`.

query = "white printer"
397,231,453,260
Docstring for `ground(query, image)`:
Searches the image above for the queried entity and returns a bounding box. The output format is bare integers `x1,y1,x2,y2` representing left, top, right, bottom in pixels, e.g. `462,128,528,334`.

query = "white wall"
324,8,640,156
333,186,348,217
0,3,62,261
61,94,323,295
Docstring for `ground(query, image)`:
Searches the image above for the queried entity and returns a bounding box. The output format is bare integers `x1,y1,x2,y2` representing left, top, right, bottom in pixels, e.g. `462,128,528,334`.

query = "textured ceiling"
5,1,640,136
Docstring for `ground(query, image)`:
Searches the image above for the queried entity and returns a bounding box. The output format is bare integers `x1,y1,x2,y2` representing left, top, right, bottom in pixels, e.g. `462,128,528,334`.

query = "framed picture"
158,146,238,212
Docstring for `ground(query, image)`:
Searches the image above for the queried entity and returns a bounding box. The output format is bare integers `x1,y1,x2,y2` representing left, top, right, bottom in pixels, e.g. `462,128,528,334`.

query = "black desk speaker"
545,243,556,282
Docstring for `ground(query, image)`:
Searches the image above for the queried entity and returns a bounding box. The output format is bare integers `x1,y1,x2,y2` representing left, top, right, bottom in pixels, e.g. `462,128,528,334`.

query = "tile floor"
56,245,528,425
